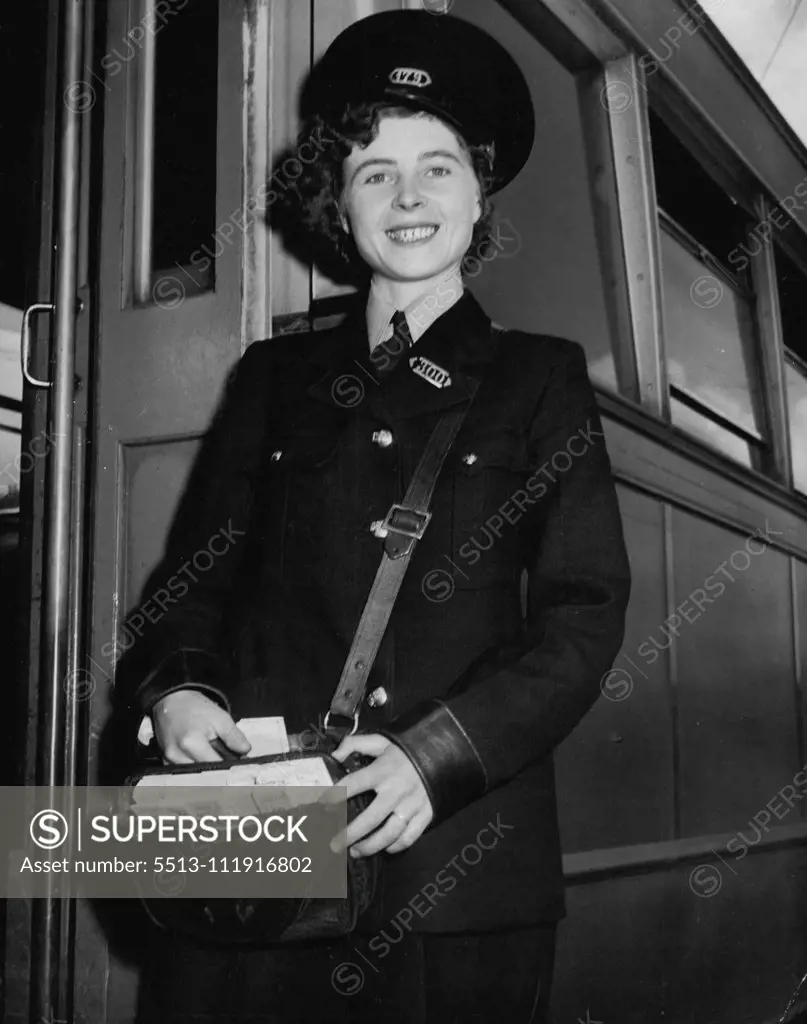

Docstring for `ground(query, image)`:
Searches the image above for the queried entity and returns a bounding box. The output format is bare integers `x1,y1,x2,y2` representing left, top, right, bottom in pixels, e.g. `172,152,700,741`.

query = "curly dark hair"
269,102,496,284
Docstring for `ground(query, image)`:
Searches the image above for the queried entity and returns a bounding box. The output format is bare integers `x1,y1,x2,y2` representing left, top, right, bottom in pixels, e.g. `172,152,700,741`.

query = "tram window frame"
647,104,774,475
774,242,807,496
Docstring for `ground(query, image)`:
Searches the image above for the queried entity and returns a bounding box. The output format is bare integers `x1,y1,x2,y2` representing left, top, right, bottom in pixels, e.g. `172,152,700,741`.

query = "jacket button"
372,430,394,448
366,686,388,708
369,520,389,538
270,450,283,461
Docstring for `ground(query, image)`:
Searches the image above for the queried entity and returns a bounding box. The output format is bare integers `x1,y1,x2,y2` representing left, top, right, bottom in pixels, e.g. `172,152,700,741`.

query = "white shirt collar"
366,266,464,352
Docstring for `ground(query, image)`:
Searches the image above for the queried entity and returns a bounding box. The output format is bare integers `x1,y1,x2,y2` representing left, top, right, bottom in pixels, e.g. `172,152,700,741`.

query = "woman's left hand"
329,734,434,857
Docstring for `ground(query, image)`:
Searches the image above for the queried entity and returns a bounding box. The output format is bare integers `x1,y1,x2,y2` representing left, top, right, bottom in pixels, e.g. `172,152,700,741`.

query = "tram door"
77,0,250,1015
77,2,399,1020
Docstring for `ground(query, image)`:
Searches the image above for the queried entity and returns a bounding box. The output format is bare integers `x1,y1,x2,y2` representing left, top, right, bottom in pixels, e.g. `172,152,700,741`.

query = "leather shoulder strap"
326,382,480,733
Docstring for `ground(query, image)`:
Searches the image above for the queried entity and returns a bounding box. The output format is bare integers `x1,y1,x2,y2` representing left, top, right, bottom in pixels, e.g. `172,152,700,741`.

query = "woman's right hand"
152,689,252,764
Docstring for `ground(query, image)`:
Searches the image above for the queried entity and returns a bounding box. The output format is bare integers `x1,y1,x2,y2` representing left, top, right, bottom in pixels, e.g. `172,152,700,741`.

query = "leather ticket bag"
129,384,478,946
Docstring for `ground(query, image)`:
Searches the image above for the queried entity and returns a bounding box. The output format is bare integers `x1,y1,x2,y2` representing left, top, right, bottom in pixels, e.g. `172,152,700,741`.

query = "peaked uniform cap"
302,10,535,193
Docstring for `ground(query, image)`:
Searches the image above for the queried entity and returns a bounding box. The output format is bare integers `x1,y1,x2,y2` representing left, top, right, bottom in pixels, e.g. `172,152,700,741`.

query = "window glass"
785,362,807,494
669,395,753,469
650,110,766,470
0,423,22,511
0,304,22,511
152,0,218,286
775,245,807,494
0,0,45,310
660,229,764,445
649,111,748,273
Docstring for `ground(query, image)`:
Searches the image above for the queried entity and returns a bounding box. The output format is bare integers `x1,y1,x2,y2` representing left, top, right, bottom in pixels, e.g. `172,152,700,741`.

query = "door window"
151,0,219,286
133,0,220,302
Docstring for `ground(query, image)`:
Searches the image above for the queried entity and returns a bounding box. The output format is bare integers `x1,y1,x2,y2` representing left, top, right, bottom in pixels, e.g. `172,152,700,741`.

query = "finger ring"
391,810,409,826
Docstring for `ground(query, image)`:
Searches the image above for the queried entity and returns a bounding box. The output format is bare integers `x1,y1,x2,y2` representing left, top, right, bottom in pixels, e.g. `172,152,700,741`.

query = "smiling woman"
339,116,483,312
280,99,497,290
124,10,630,1024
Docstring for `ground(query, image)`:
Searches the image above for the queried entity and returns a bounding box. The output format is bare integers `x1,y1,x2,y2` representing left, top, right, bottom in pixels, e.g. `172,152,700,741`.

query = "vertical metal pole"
56,423,87,1022
32,0,85,1020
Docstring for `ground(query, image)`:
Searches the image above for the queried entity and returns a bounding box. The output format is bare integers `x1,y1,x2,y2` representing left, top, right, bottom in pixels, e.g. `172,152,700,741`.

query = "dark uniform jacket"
118,288,631,933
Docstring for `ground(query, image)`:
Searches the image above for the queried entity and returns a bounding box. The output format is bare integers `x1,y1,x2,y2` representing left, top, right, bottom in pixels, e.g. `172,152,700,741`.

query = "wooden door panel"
122,438,200,605
81,2,249,1020
89,0,244,782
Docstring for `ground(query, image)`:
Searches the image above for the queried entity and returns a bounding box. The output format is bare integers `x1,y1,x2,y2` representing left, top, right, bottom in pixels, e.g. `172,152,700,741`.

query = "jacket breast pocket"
262,432,345,586
450,430,533,524
444,430,535,589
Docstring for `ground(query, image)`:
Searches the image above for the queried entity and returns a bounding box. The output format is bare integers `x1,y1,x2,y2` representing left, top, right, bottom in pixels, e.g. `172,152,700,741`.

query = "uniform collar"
365,266,464,351
307,286,500,420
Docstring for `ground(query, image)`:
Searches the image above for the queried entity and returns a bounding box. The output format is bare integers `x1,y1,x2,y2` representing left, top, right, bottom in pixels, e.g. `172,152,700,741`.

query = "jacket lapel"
305,289,500,420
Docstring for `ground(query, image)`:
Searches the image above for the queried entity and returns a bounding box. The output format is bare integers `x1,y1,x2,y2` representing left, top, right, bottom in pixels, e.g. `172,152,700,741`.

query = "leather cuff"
134,648,231,718
380,699,488,823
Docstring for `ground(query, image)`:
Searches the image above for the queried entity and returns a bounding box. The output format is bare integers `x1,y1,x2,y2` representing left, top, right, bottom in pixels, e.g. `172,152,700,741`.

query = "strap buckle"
375,503,432,541
323,710,360,738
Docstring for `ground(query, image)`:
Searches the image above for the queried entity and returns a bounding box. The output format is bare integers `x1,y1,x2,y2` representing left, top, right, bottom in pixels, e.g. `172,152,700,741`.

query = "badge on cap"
410,355,452,389
389,67,432,89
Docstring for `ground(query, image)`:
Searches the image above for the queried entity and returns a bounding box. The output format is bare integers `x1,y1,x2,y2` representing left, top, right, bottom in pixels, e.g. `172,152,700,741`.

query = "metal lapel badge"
409,355,452,389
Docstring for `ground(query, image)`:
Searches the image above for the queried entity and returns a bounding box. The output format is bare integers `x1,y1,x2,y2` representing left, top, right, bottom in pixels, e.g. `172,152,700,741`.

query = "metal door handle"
21,302,55,387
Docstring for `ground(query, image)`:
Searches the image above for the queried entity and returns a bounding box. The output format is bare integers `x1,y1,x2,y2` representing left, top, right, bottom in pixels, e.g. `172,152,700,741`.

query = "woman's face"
340,113,482,286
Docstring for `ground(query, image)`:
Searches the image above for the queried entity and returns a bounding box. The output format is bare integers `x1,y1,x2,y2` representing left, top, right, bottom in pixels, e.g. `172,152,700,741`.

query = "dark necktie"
372,309,412,378
391,309,413,349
